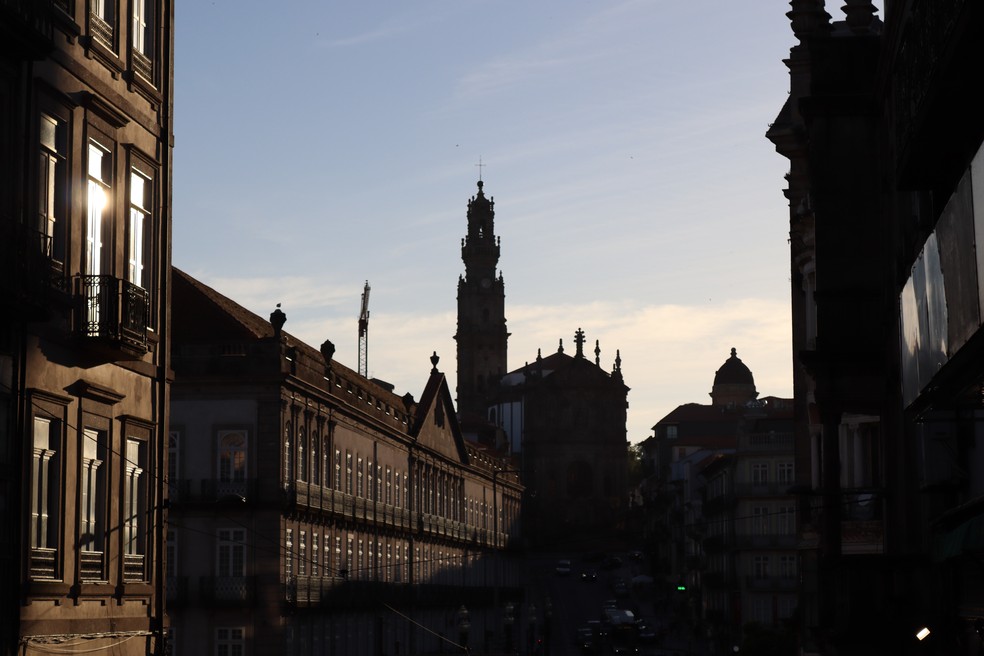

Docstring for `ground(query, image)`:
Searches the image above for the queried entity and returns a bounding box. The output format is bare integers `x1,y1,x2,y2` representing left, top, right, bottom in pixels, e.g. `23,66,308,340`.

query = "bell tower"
455,179,509,430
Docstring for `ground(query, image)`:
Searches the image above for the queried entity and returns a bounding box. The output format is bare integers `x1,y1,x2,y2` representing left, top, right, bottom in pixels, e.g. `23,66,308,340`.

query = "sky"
171,1,857,444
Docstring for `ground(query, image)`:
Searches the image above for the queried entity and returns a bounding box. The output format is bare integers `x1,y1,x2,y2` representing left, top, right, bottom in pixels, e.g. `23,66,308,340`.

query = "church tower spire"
455,178,509,429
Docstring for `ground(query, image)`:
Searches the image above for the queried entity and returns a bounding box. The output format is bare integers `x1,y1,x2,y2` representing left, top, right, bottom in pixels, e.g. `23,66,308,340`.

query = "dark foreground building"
1,2,174,654
769,1,984,653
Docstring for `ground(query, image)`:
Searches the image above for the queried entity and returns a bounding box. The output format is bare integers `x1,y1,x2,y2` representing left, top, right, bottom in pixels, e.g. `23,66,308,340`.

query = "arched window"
311,429,320,485
297,426,306,482
283,422,292,486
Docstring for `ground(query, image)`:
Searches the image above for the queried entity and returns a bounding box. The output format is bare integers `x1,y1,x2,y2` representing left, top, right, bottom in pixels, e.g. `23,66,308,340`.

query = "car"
581,569,597,582
555,559,573,575
629,550,644,561
635,621,657,642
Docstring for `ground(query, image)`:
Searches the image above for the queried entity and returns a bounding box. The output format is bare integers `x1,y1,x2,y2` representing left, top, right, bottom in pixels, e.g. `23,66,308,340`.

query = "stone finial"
787,0,831,40
430,351,440,373
402,392,415,413
270,303,286,336
595,340,601,366
320,339,335,364
558,339,564,354
574,328,586,358
842,0,877,34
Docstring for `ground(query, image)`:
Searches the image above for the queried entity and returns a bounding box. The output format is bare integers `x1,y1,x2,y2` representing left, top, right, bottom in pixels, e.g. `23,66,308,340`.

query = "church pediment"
411,367,469,464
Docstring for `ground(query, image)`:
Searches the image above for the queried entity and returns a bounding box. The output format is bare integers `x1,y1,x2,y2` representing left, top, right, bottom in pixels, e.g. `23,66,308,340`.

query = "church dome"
713,348,754,386
710,347,757,406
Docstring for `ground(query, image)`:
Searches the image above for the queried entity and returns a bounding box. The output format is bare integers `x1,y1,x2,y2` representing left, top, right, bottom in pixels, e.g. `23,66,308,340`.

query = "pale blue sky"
172,1,861,442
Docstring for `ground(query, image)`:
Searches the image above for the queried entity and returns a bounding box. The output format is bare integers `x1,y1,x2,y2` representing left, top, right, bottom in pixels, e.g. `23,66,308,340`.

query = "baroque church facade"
454,180,630,546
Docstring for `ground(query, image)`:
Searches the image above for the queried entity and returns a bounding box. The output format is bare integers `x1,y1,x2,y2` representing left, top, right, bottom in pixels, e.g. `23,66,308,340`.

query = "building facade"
168,269,523,656
1,1,174,654
642,350,795,649
769,1,984,653
492,331,630,546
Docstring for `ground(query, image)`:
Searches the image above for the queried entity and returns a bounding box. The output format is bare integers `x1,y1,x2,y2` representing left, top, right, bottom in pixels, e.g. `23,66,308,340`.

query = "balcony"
200,576,254,605
842,490,884,554
745,575,798,591
75,275,148,355
123,553,145,582
739,432,794,451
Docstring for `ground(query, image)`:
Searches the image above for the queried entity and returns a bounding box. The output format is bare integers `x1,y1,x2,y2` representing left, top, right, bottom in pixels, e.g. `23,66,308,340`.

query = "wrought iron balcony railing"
75,275,148,353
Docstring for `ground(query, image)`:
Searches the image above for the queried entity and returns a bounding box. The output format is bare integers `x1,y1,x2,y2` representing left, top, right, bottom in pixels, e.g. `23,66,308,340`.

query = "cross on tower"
475,157,485,182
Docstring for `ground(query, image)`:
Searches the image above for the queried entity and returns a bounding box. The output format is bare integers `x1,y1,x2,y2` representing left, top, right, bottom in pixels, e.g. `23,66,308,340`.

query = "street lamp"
457,605,470,653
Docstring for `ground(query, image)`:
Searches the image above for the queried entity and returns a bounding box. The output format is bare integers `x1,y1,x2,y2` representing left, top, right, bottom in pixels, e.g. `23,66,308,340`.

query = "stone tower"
455,179,509,433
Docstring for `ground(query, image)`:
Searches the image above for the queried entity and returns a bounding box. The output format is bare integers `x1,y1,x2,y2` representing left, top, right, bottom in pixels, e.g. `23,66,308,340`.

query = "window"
127,170,150,288
131,0,154,61
123,438,147,559
167,529,177,578
38,114,67,265
90,0,116,48
217,529,246,578
80,429,107,555
297,427,306,483
298,531,307,576
751,463,769,485
30,417,61,554
357,457,364,498
311,430,320,485
168,430,179,498
217,430,247,496
334,449,342,491
777,462,794,485
285,528,293,579
345,452,353,495
777,505,796,534
367,459,373,499
665,424,678,440
215,628,245,656
753,555,770,579
345,536,354,579
283,422,292,485
752,506,770,535
82,142,112,322
312,533,319,577
385,467,392,505
779,554,797,578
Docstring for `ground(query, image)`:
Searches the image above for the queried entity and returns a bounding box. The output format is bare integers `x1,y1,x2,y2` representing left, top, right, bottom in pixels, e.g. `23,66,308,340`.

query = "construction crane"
358,281,370,378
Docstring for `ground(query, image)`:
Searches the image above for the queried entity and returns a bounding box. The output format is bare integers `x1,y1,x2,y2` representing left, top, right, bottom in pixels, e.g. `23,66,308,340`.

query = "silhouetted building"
1,2,174,654
642,351,794,647
769,1,984,653
168,269,523,656
455,179,509,443
492,331,629,546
